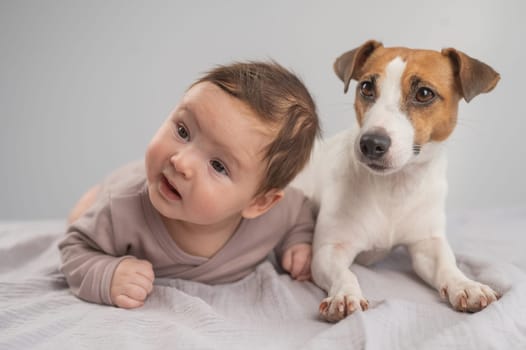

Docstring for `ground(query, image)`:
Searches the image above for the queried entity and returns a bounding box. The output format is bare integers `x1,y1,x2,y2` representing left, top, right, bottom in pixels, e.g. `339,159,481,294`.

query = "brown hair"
193,61,320,194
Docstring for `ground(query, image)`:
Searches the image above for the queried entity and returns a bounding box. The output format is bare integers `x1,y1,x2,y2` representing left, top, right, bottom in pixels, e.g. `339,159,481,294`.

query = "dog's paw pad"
319,294,368,322
319,300,329,314
360,299,369,311
442,280,499,313
454,293,468,312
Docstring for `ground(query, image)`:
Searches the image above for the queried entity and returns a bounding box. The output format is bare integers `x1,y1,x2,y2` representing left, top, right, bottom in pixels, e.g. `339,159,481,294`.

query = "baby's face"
145,82,274,225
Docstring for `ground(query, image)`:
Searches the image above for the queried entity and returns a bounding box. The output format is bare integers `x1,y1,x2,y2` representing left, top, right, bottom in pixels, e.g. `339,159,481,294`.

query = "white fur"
292,57,499,322
357,58,415,173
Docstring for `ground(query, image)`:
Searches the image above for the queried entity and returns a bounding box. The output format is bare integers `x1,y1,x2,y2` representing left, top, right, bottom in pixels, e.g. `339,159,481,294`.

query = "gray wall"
1,0,525,220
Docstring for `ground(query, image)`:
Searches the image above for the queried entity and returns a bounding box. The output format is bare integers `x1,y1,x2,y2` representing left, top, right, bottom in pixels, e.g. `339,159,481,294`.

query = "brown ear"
334,40,383,93
441,48,500,102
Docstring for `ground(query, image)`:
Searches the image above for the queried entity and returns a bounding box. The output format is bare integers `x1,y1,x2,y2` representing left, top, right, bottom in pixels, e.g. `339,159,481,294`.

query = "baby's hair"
193,61,320,194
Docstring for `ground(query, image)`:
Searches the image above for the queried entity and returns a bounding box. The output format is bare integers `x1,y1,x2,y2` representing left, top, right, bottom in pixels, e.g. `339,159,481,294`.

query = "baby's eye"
210,159,228,176
177,123,190,141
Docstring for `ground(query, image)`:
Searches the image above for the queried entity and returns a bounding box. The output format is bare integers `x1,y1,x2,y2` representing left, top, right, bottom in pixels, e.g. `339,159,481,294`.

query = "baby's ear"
242,189,284,219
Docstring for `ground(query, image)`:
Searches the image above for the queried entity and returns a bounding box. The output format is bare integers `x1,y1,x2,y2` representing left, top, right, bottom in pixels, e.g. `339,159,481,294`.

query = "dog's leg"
408,236,499,312
312,242,369,322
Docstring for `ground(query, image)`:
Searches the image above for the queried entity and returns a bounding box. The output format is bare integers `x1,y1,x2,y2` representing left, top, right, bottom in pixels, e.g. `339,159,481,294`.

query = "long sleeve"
273,188,315,261
58,194,132,305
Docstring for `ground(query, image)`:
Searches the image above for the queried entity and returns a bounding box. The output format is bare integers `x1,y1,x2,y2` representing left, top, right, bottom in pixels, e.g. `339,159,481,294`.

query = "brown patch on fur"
401,50,462,144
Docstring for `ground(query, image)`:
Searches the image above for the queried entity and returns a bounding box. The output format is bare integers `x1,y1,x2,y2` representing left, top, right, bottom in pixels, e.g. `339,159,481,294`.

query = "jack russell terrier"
292,40,500,322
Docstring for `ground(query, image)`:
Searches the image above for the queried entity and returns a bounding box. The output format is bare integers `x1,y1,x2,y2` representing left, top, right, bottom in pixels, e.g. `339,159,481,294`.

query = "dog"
292,40,501,322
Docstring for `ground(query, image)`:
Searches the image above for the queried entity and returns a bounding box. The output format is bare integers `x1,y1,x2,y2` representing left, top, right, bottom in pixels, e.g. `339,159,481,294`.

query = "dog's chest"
350,171,432,249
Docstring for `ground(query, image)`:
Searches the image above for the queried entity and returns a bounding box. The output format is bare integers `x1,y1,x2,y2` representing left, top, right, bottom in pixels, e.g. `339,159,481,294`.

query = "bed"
1,207,525,349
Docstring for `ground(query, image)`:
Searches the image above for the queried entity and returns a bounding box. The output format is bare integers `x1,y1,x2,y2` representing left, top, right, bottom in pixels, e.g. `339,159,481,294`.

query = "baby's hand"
110,258,154,309
281,243,312,281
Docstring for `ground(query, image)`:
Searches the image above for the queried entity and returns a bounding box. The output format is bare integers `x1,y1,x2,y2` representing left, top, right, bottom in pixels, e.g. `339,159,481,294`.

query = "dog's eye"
415,87,435,104
359,81,375,99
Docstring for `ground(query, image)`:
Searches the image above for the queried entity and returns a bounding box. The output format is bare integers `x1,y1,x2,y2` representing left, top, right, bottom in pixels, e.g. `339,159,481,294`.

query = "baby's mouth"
161,174,182,199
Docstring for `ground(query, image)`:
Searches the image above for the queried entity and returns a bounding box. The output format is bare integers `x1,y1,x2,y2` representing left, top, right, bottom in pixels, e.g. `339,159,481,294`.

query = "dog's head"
334,40,500,175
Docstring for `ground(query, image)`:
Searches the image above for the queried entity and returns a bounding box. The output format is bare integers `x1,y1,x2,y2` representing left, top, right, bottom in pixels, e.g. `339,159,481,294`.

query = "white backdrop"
1,0,525,219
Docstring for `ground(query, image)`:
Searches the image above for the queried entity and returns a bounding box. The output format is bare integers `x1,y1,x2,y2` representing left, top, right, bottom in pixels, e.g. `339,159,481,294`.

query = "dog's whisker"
412,144,422,155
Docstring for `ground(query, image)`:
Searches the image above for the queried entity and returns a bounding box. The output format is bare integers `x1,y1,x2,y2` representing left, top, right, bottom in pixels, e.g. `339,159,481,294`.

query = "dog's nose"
360,133,391,159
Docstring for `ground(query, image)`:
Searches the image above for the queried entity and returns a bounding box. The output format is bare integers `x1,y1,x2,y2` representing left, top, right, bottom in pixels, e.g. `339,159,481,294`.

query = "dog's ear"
334,40,383,93
441,48,500,102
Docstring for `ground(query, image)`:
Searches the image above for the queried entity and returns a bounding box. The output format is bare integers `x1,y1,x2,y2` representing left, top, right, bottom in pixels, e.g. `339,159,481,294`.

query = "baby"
59,61,320,308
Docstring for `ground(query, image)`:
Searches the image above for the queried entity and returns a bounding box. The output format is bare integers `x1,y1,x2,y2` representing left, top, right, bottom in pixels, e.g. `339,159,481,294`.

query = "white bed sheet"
1,207,525,349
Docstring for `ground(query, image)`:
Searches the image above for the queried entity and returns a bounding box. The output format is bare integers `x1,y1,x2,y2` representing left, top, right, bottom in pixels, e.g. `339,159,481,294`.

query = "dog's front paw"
319,294,369,322
441,280,499,312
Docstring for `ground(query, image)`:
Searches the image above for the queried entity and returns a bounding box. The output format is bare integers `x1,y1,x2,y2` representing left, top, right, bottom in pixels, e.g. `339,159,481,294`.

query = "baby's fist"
110,258,154,309
281,243,312,281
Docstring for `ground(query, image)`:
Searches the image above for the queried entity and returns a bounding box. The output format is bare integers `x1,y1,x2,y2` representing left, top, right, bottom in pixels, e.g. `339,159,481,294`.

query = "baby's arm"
281,243,312,281
59,195,153,307
274,188,315,280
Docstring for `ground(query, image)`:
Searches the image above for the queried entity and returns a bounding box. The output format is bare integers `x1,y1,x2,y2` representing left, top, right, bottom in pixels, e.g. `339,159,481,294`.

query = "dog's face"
334,41,500,175
353,49,461,174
